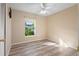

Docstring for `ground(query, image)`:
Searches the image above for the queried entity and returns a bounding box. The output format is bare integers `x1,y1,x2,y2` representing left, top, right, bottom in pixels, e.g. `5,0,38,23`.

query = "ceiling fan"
41,3,51,9
40,3,51,14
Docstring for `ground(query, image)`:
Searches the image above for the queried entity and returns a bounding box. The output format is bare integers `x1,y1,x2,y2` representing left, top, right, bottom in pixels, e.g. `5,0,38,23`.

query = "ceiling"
9,3,75,16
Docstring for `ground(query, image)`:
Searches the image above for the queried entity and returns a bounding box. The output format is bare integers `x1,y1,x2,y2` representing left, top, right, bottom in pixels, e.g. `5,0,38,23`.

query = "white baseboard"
12,39,45,46
12,41,28,46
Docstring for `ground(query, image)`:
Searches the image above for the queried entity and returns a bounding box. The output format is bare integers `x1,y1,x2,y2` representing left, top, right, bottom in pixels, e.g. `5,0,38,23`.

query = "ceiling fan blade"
45,7,52,9
41,3,46,9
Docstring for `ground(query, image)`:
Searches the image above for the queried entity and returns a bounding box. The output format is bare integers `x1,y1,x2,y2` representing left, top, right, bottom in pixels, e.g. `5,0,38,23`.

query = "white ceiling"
9,3,75,16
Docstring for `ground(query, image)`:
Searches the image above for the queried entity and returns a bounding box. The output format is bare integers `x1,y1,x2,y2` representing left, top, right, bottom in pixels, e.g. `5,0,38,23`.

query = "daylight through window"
25,19,35,36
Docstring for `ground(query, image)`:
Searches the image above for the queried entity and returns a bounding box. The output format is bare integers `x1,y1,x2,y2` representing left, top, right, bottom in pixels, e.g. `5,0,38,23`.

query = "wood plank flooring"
9,39,77,56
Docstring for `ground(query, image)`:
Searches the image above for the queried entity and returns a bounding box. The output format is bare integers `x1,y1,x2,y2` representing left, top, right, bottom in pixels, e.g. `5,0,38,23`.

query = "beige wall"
47,5,78,49
5,4,12,56
12,9,47,45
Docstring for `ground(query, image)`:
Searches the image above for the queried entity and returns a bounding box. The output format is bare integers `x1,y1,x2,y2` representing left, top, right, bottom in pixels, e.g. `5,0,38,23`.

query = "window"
25,19,36,36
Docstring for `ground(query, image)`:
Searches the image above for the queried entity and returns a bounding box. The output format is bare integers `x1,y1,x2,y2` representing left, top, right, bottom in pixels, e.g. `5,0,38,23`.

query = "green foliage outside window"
25,20,34,36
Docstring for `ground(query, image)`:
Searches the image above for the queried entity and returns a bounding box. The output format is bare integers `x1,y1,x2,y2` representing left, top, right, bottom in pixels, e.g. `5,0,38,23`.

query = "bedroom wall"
12,9,47,45
47,5,78,49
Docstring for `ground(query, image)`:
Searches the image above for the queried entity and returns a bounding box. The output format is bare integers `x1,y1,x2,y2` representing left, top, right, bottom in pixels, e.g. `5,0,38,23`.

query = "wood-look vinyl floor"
9,39,77,56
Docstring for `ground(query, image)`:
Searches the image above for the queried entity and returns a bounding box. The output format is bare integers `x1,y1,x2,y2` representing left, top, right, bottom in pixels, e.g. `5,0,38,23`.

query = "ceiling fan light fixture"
40,3,48,15
40,10,47,14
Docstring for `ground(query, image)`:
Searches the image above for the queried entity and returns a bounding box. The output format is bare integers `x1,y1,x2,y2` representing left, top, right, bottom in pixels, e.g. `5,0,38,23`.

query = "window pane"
25,20,35,36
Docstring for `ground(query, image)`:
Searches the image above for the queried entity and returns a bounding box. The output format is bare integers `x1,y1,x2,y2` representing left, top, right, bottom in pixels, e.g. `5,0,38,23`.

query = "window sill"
25,35,36,38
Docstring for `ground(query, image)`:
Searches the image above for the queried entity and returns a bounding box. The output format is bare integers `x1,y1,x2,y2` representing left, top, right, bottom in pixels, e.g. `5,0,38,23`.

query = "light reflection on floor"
42,42,59,47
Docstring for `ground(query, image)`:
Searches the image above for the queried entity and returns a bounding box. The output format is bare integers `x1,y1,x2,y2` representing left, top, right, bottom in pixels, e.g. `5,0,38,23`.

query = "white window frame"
25,18,36,37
